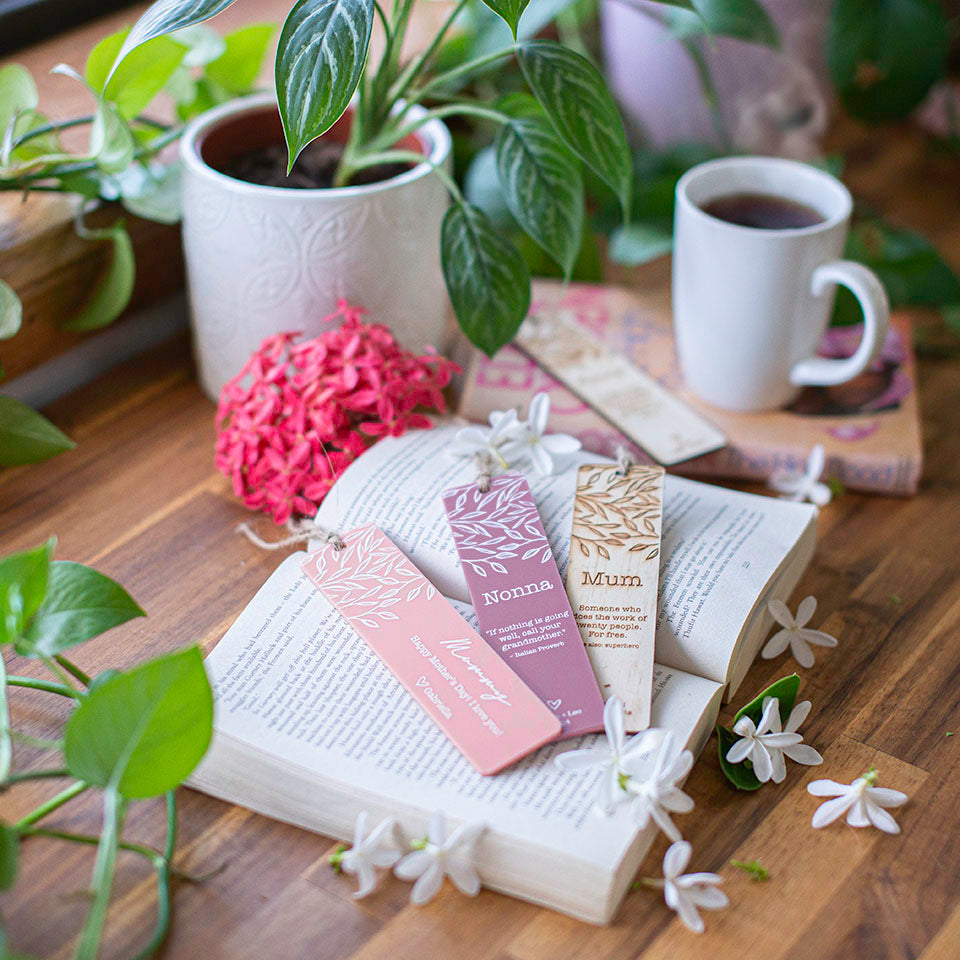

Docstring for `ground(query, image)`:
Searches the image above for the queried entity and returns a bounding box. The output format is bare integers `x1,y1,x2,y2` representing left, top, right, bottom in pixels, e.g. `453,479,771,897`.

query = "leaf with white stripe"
276,0,374,171
107,0,239,82
479,0,531,38
495,93,583,277
441,202,530,356
517,39,631,219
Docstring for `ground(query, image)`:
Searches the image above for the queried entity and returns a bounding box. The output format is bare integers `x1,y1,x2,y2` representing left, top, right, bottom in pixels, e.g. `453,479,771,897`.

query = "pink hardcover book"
459,280,923,496
301,523,561,775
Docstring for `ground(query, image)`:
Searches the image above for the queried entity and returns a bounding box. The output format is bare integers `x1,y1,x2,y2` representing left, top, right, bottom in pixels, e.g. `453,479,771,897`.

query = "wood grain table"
2,87,960,960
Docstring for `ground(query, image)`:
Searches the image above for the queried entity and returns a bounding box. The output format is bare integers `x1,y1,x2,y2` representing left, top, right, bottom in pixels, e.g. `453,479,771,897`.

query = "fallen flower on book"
331,811,403,898
808,766,908,833
515,393,583,475
448,408,522,468
394,812,485,905
767,444,832,506
725,696,823,784
628,731,695,842
554,696,664,814
641,840,728,934
762,596,838,668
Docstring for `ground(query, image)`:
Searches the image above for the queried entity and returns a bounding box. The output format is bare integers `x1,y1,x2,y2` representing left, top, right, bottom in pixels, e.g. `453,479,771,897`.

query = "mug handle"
790,260,890,388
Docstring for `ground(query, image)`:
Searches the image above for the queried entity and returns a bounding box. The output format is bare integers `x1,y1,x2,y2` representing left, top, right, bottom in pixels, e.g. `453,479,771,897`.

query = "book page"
314,424,816,682
195,553,721,872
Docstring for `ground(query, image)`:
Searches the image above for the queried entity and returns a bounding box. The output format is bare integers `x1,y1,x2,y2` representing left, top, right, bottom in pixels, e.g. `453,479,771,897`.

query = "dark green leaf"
276,0,375,170
0,397,75,467
464,145,517,231
16,561,145,658
663,0,779,46
608,222,674,266
0,280,22,340
65,647,213,799
64,223,135,331
717,725,764,790
107,0,240,82
828,0,948,123
517,39,632,218
0,823,18,890
0,540,54,645
495,93,584,277
205,23,275,93
441,201,530,356
478,0,530,39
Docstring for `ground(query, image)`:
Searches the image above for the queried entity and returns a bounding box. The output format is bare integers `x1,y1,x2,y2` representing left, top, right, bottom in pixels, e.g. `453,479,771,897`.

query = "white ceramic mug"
672,156,889,411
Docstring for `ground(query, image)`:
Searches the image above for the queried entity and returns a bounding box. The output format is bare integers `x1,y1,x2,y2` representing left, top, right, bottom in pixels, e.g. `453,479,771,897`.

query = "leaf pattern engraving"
571,464,663,561
444,473,552,578
309,523,433,629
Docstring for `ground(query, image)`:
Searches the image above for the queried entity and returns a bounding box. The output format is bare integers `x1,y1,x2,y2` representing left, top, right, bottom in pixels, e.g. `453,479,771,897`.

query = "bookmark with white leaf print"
442,474,605,738
301,523,560,775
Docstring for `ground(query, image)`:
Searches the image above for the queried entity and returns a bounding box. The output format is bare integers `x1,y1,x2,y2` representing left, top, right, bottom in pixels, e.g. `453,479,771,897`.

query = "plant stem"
3,767,71,786
39,655,81,698
7,675,76,697
131,792,177,960
362,102,509,156
342,149,464,203
680,37,731,150
55,655,90,687
15,780,88,828
399,47,514,117
11,114,169,150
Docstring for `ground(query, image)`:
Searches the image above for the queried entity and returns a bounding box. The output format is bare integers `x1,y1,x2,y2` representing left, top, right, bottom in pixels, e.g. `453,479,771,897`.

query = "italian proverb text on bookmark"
301,523,560,775
442,473,605,738
566,463,664,731
515,310,726,466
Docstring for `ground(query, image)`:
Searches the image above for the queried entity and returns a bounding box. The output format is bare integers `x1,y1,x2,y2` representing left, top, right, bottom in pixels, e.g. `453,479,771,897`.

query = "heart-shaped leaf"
441,201,530,356
478,0,531,39
0,280,22,341
64,223,135,331
106,0,240,83
206,23,275,94
517,40,631,218
65,646,213,799
276,0,375,171
662,0,779,46
16,561,145,658
0,397,75,467
495,93,583,277
0,64,38,137
0,539,54,645
828,0,948,123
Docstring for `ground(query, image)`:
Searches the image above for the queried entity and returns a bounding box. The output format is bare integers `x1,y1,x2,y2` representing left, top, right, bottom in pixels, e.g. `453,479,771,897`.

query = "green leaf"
16,561,145,658
478,0,531,39
494,93,584,277
0,540,54,644
170,24,226,67
0,397,75,467
64,646,213,799
0,280,22,340
718,674,801,790
90,100,135,173
517,40,631,218
121,161,183,224
441,201,531,356
608,222,674,266
0,65,38,138
107,0,240,83
87,29,188,120
275,0,375,171
0,823,18,890
73,788,122,960
64,223,135,331
206,23,275,93
663,0,779,46
828,0,948,123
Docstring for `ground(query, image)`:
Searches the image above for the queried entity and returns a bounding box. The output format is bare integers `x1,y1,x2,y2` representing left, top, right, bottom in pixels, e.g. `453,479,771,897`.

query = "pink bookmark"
301,523,561,775
443,473,605,738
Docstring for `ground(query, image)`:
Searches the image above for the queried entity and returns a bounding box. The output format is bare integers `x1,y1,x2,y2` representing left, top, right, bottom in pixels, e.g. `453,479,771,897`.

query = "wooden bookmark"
565,463,665,731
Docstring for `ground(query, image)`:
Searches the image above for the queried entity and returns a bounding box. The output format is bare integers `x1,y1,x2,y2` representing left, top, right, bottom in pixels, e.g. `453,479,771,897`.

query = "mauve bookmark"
442,473,605,738
301,523,561,775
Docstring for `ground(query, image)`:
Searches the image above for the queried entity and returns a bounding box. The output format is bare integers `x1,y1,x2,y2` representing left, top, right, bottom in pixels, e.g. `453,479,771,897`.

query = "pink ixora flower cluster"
215,300,459,524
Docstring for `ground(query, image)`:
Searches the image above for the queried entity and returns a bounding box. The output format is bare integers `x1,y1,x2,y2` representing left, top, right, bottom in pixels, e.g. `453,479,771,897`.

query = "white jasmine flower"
334,811,403,899
393,812,484,905
726,696,822,783
643,840,728,934
448,408,523,468
808,766,908,833
554,696,663,814
762,596,838,668
514,393,581,476
768,444,832,506
627,730,695,841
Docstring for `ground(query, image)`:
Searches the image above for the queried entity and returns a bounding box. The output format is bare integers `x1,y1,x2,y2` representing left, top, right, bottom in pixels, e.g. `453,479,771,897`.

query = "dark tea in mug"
701,192,824,230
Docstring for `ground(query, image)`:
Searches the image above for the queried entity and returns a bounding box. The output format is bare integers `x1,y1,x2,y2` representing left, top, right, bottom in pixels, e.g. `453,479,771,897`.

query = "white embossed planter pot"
180,93,453,399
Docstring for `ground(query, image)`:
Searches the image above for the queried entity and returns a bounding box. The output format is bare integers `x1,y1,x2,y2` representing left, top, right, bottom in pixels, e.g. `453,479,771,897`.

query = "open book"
190,424,816,923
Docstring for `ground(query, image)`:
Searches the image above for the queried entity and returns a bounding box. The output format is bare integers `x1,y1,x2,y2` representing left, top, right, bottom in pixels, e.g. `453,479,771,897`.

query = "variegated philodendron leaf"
516,39,632,219
478,0,531,38
106,0,239,82
276,0,375,171
441,202,530,357
495,93,583,278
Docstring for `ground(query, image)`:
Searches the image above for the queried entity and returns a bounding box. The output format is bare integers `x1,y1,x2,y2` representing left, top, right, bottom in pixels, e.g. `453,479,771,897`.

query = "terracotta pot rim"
179,92,451,199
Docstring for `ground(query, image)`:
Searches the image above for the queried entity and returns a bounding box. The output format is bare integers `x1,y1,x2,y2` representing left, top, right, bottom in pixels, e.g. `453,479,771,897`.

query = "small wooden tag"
565,463,665,731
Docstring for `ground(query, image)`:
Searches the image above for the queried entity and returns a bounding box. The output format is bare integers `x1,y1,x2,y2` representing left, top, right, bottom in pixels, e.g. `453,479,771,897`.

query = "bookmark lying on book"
443,473,605,738
301,523,560,775
566,463,665,731
515,310,726,465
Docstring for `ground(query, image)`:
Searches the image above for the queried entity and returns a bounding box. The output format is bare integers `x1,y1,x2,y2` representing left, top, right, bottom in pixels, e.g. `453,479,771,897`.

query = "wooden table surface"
2,70,960,960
